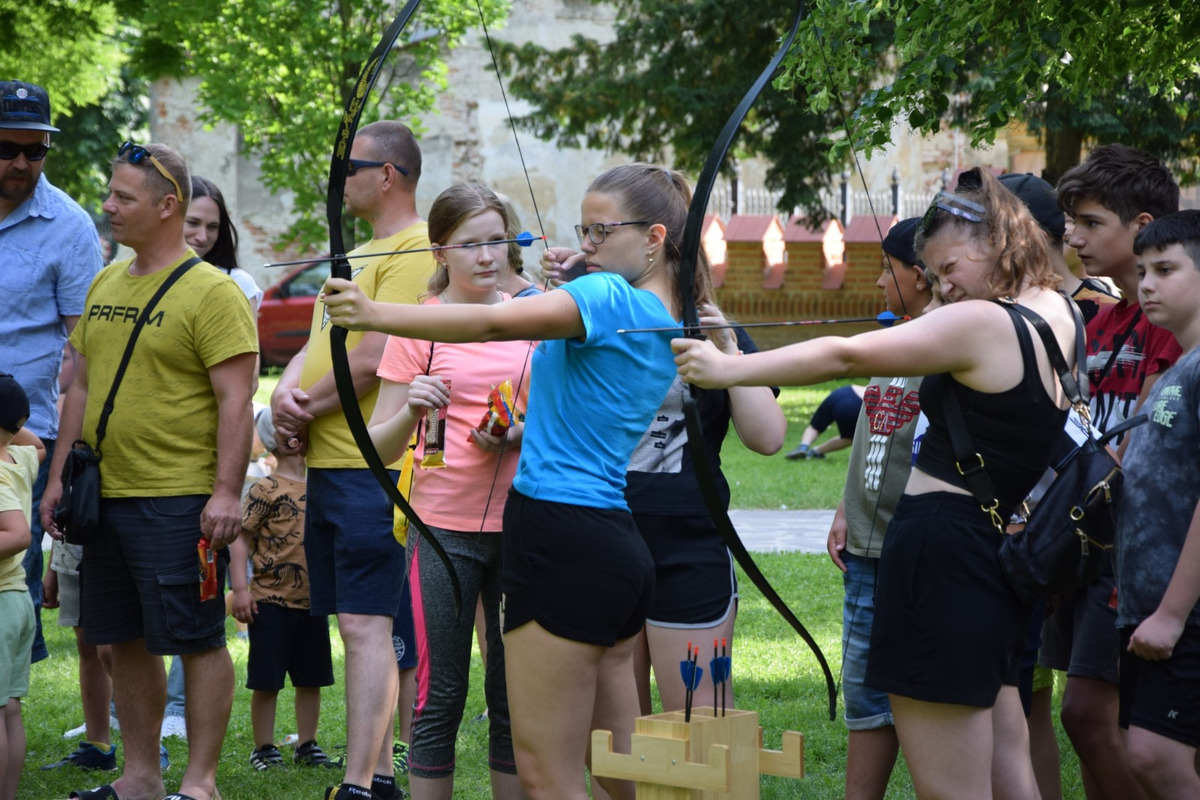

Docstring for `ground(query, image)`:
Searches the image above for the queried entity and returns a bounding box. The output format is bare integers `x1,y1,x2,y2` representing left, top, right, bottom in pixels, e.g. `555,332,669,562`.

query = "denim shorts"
841,551,893,730
81,495,227,655
305,468,404,617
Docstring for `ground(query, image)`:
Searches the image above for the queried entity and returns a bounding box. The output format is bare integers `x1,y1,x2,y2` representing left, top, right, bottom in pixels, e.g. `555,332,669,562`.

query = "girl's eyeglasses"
574,220,648,246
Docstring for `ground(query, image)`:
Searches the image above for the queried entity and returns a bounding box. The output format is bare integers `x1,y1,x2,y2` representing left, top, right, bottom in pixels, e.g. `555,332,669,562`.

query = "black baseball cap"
0,373,30,434
0,80,59,133
883,217,922,267
999,172,1065,238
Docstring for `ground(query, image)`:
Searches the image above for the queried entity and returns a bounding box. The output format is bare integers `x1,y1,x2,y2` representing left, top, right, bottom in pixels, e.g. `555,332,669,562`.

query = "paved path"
42,509,838,555
731,509,835,555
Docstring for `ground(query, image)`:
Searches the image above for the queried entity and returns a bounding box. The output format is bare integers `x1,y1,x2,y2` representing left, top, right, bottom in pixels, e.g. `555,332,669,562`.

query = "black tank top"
916,302,1069,516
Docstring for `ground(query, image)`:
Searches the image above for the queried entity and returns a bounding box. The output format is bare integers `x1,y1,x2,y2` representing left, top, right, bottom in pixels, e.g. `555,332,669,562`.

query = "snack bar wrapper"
474,380,515,439
421,378,450,469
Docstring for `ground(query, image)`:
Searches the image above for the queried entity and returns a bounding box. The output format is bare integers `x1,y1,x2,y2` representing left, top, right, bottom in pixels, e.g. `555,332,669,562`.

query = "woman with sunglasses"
322,163,709,800
675,167,1076,799
362,182,532,800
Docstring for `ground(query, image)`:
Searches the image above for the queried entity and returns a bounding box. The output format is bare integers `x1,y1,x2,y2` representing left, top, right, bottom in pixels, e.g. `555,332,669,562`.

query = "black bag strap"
940,293,1085,532
1094,307,1142,387
1006,294,1088,409
93,257,201,450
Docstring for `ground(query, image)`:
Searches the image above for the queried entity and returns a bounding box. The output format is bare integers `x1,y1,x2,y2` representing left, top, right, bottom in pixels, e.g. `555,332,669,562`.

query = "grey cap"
0,80,59,132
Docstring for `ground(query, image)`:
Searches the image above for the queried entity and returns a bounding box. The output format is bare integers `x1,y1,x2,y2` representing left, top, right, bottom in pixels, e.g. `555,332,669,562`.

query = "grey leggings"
408,527,516,778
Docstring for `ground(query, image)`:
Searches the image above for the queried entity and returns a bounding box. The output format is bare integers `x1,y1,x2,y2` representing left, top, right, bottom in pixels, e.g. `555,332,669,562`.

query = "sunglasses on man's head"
0,141,50,162
346,158,409,177
920,191,987,235
117,141,183,202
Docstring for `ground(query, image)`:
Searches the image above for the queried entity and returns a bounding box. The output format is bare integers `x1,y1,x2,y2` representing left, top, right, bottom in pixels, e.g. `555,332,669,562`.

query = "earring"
647,252,655,268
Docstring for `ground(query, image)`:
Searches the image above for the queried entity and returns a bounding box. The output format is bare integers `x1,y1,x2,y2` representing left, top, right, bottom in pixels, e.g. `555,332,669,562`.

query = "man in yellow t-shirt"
41,143,257,800
271,121,433,800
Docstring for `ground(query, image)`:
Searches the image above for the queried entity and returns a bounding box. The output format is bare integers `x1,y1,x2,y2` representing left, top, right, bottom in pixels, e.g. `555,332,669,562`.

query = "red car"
257,259,329,367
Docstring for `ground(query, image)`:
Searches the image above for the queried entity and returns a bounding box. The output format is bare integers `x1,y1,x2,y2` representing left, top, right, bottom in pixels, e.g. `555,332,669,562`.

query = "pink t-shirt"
377,295,533,532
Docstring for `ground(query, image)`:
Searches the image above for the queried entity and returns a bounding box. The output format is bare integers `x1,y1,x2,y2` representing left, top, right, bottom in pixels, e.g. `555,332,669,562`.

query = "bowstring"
456,0,554,611
810,10,912,701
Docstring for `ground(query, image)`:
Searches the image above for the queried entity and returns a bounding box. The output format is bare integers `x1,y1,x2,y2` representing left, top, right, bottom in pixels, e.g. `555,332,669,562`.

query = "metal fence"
708,170,949,225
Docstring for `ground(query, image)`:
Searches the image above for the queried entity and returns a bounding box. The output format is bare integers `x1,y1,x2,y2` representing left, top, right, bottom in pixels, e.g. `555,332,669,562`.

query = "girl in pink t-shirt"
369,183,532,799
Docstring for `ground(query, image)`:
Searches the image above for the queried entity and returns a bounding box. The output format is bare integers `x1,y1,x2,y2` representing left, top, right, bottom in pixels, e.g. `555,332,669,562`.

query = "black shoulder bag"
55,258,201,544
942,296,1146,603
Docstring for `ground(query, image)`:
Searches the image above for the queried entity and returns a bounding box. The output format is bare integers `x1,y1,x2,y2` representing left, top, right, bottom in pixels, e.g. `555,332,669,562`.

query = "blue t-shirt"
513,272,678,510
1117,346,1200,628
0,175,103,438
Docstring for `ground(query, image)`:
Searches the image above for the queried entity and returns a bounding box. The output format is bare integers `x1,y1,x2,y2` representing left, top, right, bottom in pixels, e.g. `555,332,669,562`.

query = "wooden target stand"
591,707,805,799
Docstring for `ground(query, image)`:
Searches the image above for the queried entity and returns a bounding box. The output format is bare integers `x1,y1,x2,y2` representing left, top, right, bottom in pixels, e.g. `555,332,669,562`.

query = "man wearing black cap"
0,80,103,674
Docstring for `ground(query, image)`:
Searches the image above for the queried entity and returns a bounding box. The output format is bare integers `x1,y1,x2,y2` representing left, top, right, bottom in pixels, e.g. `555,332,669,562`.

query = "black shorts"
1038,570,1120,683
246,602,334,692
1119,625,1200,747
636,514,737,627
81,496,228,655
866,492,1028,708
501,490,654,646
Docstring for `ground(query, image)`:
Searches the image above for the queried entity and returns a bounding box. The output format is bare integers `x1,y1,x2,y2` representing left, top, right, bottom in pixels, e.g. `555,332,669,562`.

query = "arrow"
617,311,907,334
263,231,547,268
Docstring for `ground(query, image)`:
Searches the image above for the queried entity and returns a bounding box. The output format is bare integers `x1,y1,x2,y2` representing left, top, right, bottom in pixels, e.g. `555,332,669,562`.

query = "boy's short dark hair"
1133,209,1200,270
1056,144,1179,223
0,373,30,434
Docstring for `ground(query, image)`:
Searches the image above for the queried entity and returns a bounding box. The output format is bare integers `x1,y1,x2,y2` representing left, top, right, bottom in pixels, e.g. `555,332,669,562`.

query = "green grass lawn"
721,381,861,510
21,557,1088,800
17,376,1091,798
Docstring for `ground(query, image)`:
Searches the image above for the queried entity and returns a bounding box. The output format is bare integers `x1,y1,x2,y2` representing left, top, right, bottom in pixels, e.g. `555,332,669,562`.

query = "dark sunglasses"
0,141,50,162
920,191,987,235
346,158,410,177
117,141,183,201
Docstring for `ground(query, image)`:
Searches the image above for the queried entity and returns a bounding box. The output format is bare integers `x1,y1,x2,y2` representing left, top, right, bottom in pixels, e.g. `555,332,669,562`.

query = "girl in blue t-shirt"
323,163,711,800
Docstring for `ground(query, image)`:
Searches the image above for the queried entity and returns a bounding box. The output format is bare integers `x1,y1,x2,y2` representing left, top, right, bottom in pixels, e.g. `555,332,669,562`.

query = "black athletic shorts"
501,490,654,646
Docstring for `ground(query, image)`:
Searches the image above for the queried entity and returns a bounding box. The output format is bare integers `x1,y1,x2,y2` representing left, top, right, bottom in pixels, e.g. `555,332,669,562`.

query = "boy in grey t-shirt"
1116,210,1200,797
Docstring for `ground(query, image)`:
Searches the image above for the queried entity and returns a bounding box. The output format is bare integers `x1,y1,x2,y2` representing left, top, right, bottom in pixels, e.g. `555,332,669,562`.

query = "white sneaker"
160,715,188,741
62,715,120,740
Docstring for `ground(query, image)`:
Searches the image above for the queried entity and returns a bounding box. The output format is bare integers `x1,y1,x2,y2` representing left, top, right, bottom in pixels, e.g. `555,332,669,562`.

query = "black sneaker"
295,739,335,768
250,743,284,770
40,740,118,771
784,443,811,460
324,784,377,800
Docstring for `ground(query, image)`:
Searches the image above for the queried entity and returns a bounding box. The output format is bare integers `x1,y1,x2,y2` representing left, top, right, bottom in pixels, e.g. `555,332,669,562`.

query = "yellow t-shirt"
300,223,435,467
0,445,38,592
69,252,258,496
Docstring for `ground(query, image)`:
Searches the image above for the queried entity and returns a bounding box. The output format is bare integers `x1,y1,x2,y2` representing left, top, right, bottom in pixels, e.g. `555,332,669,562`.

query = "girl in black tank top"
672,167,1076,799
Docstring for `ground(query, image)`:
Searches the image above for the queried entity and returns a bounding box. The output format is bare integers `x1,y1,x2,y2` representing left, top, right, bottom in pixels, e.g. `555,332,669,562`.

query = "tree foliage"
5,0,509,250
493,0,889,220
784,0,1200,179
0,1,125,111
136,0,509,249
